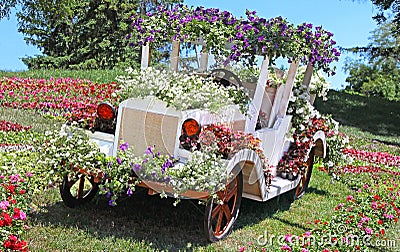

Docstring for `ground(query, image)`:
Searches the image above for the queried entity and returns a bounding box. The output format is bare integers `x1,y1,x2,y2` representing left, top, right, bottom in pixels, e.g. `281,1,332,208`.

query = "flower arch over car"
128,5,340,75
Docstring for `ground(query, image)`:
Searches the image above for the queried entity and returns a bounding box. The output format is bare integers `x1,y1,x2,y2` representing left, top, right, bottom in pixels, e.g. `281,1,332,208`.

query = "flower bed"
0,77,119,129
0,120,32,133
0,173,32,251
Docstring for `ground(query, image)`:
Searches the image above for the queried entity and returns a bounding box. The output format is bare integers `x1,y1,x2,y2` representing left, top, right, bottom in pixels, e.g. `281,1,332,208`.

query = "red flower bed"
0,120,32,133
0,77,120,129
278,117,330,175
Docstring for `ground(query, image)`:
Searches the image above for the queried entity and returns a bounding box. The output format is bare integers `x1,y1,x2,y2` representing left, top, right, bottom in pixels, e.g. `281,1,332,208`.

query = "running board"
243,176,299,202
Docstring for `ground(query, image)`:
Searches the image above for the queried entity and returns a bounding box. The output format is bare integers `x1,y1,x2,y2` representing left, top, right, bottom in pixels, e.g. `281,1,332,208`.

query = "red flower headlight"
97,103,116,121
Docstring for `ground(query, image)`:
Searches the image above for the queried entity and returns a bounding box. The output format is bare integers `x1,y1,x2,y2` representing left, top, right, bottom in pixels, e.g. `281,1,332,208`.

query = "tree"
349,0,400,60
370,0,400,35
1,0,182,69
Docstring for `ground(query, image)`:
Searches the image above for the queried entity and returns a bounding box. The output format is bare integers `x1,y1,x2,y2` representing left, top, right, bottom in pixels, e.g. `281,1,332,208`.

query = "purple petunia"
126,187,133,196
119,142,129,151
145,146,153,155
109,199,116,206
132,164,142,171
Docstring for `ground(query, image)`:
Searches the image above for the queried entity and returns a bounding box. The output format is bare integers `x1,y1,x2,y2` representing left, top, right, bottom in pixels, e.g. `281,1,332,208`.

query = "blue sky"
0,0,378,89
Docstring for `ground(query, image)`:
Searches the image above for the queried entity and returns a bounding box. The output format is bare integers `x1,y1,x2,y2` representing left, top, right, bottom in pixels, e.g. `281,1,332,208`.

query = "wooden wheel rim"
211,176,239,236
295,148,315,198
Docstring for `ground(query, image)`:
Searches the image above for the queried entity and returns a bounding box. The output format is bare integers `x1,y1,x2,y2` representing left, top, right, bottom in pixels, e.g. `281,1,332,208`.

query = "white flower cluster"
115,67,243,113
37,124,104,184
167,147,228,196
295,65,330,101
288,85,321,136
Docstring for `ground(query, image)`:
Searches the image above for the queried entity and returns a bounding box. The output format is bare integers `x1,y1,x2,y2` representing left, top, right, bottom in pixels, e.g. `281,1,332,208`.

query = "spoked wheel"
210,69,243,88
60,173,99,208
204,171,243,242
294,148,315,199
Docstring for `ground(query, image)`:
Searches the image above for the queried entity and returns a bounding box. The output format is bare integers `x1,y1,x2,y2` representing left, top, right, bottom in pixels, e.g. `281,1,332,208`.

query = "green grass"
0,107,62,133
315,90,400,146
23,169,352,251
0,69,126,83
1,84,399,251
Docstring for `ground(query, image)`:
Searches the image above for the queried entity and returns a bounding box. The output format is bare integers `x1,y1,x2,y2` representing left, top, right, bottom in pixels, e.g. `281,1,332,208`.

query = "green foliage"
0,0,19,19
371,0,400,36
16,0,141,70
344,21,400,101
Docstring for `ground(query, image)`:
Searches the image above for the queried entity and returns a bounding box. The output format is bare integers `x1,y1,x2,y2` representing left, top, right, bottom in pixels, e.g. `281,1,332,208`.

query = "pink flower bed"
241,147,400,251
343,148,400,168
0,77,119,129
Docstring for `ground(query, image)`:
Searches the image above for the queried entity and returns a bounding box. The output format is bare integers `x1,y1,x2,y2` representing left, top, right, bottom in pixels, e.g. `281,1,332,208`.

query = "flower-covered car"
58,5,339,242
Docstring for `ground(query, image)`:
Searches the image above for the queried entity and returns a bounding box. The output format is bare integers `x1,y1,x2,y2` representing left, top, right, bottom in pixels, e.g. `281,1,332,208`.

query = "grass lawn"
1,73,399,251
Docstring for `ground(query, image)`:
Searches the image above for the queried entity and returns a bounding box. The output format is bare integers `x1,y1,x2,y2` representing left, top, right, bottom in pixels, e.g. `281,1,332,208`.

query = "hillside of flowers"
0,77,120,129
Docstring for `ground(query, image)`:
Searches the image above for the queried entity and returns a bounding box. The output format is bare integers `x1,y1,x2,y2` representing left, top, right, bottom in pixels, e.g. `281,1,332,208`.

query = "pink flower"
365,227,373,235
346,195,354,201
301,249,309,252
285,234,293,243
304,231,312,237
384,213,394,219
281,245,292,251
0,200,10,210
335,203,344,210
239,246,246,252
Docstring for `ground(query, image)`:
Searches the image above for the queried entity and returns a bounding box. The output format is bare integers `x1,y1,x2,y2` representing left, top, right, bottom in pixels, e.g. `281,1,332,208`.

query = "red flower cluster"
0,120,32,132
343,148,400,168
278,117,330,175
198,124,273,186
3,235,27,251
0,77,120,129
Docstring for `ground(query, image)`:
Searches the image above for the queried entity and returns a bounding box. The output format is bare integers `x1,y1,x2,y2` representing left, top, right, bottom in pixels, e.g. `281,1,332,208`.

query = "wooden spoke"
215,210,224,234
60,173,99,208
222,205,232,221
212,205,222,219
77,176,85,199
225,183,238,202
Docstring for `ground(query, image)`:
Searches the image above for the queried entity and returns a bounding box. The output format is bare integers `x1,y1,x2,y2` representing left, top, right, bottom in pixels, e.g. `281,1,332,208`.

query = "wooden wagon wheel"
294,148,315,199
204,171,243,242
60,173,99,208
210,69,243,88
